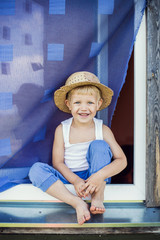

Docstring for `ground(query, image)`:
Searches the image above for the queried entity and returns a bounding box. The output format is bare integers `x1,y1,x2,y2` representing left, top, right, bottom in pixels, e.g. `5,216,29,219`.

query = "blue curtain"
0,0,146,192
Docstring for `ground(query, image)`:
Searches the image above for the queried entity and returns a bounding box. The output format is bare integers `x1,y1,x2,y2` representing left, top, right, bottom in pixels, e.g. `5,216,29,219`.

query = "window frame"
0,13,146,202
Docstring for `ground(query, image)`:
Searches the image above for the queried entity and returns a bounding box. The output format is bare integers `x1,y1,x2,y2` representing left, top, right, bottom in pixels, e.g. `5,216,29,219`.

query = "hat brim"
54,81,114,113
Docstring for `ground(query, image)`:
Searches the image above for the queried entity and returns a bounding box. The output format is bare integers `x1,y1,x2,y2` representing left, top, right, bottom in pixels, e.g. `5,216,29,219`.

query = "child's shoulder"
55,117,73,134
53,124,64,146
55,124,62,134
102,124,114,139
61,117,73,125
102,123,110,131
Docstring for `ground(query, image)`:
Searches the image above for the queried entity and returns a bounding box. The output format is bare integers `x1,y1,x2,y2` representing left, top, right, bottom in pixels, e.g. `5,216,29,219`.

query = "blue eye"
74,101,80,104
88,102,94,104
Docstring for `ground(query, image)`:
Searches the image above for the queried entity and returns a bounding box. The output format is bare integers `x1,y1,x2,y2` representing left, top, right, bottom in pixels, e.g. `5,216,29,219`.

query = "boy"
29,71,127,225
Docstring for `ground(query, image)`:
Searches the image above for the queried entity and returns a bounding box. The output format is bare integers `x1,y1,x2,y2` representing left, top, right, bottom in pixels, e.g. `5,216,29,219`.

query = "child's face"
65,91,103,124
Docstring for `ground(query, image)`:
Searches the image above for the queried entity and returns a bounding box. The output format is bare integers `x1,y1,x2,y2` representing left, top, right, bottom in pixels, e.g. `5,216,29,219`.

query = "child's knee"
29,162,41,178
89,140,107,149
29,162,48,185
89,140,112,154
88,140,113,163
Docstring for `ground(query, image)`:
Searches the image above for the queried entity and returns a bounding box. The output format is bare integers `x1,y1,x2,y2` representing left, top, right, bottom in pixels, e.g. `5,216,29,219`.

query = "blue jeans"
29,140,112,192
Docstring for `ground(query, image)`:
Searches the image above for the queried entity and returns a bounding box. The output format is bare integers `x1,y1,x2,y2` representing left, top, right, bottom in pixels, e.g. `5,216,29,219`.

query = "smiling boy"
29,71,127,225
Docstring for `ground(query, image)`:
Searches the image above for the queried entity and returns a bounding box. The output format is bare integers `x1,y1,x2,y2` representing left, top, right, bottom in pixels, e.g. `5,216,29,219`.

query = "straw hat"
54,71,113,113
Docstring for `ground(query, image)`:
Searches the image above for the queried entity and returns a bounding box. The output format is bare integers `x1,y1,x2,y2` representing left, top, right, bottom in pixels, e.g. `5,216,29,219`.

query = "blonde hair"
66,85,102,101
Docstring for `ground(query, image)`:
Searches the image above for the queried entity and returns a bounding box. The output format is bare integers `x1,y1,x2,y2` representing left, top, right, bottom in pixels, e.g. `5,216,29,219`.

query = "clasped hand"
74,172,104,198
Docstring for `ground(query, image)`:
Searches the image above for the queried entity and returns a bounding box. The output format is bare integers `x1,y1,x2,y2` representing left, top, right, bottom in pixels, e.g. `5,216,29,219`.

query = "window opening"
0,3,146,202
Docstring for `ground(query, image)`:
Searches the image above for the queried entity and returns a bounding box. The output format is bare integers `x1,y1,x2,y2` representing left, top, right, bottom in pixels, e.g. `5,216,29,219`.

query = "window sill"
0,201,160,235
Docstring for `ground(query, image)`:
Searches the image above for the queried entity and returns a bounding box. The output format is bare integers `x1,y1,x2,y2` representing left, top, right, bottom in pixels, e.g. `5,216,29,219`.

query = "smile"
78,113,90,116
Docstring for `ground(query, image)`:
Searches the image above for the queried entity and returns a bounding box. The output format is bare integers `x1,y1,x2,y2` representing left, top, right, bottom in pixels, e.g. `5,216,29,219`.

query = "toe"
85,212,91,221
90,205,96,212
90,205,105,214
78,216,85,225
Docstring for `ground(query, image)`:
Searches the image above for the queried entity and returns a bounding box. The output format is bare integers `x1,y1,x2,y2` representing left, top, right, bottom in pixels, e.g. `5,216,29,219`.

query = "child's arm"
52,124,86,197
101,124,127,178
82,125,127,196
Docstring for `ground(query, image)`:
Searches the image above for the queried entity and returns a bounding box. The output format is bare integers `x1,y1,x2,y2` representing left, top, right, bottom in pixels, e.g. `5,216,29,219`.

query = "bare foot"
75,198,91,225
90,199,105,215
90,182,106,215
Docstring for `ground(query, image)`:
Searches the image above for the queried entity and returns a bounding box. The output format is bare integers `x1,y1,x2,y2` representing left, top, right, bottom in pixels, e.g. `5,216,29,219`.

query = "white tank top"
61,117,103,172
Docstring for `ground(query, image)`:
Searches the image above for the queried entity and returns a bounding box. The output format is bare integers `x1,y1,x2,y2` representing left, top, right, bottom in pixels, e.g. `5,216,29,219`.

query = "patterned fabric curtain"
0,0,146,192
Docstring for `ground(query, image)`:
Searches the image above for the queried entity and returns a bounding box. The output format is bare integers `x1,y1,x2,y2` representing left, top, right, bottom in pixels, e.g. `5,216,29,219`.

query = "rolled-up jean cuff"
39,175,58,192
105,177,111,184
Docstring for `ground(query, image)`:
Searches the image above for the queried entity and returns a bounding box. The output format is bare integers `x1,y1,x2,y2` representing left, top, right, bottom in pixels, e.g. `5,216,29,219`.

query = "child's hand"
73,178,86,198
81,172,104,197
